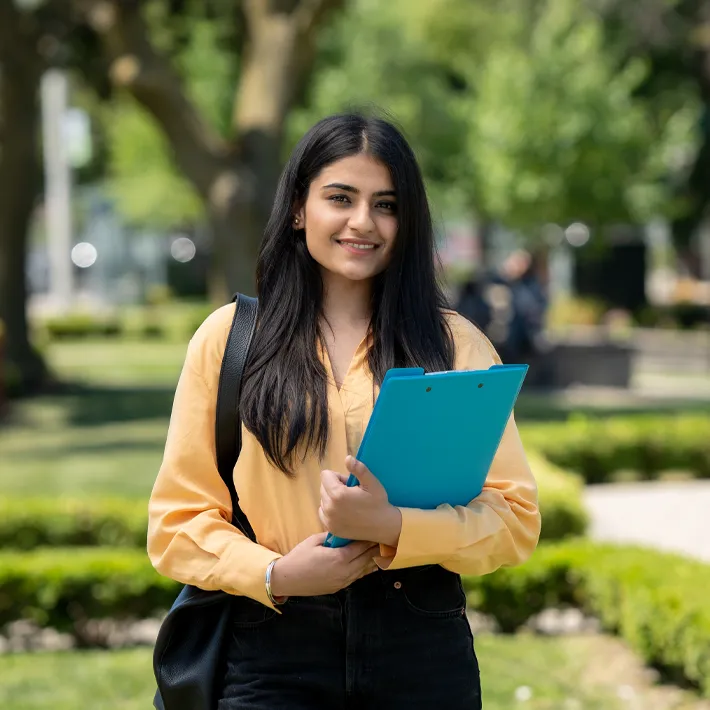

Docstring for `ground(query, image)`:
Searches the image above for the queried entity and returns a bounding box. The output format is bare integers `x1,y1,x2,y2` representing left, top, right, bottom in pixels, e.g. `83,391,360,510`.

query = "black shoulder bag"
153,293,259,710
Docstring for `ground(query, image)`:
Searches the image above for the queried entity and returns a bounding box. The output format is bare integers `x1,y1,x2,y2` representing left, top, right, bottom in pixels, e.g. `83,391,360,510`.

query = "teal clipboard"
323,363,528,548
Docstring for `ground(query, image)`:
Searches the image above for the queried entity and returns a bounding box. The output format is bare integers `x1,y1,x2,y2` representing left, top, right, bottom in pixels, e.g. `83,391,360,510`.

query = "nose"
347,201,375,235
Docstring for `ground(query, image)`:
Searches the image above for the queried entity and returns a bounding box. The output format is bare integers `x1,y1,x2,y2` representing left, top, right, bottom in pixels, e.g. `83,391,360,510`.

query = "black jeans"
218,564,482,709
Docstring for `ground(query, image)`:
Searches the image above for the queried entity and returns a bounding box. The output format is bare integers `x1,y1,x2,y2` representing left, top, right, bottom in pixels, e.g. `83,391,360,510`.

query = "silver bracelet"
265,559,286,606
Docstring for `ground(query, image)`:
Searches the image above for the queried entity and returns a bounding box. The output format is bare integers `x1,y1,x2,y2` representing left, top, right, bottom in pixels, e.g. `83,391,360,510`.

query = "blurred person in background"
455,271,492,334
501,249,548,364
148,113,541,709
480,249,548,365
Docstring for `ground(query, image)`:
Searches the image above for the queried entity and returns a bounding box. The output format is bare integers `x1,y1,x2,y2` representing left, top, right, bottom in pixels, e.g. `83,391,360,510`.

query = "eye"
328,194,351,205
376,201,397,213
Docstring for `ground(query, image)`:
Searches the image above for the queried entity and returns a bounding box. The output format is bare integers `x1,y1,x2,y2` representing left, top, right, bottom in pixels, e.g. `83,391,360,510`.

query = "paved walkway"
584,480,710,563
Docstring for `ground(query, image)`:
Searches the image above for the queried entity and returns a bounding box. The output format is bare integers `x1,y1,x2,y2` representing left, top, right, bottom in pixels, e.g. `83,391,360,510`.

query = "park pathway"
584,480,710,562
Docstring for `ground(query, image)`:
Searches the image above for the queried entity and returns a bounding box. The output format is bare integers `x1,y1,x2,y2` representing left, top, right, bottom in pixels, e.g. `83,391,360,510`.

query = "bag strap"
215,292,258,543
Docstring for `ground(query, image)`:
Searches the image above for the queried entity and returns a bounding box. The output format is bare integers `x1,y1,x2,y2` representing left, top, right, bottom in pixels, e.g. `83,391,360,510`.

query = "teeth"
342,242,375,250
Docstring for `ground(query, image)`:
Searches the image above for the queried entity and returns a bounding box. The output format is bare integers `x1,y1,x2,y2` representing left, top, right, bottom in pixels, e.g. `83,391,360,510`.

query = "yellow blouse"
148,304,541,608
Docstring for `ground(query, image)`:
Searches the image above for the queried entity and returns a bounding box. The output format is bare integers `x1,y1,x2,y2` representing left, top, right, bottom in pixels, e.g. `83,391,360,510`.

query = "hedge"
0,456,587,550
0,498,147,550
0,548,176,633
521,414,710,483
530,453,588,541
2,541,709,696
41,313,122,340
464,540,710,696
36,302,215,343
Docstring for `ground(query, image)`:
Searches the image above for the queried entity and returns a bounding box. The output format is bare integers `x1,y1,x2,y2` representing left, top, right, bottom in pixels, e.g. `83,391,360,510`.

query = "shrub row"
0,498,147,550
2,541,708,696
0,548,175,633
0,456,587,550
41,313,123,340
530,453,588,540
37,302,214,343
545,297,710,330
636,303,710,330
464,540,710,696
521,414,710,483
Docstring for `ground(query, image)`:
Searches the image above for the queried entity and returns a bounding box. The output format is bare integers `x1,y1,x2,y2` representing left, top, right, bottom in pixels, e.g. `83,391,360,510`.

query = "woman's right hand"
269,533,379,598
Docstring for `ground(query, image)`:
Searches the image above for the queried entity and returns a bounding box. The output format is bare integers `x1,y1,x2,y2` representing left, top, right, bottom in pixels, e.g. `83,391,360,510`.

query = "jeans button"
393,581,402,590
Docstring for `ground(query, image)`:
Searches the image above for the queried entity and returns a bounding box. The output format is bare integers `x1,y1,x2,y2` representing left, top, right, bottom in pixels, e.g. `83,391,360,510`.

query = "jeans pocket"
231,596,279,629
399,569,467,619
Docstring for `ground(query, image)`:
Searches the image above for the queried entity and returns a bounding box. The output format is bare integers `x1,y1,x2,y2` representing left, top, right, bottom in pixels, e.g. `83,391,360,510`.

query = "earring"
293,217,300,228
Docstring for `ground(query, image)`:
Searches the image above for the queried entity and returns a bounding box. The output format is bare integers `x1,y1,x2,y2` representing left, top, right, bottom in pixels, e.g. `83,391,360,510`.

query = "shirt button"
393,581,402,590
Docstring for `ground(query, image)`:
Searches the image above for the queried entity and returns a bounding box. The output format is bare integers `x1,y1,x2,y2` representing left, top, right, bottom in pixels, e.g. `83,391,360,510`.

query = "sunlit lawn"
0,636,626,710
1,338,708,499
46,339,187,387
0,340,183,499
0,396,168,497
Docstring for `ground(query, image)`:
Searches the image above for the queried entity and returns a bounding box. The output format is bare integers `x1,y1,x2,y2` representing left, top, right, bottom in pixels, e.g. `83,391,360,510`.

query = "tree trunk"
0,64,48,395
82,0,343,299
208,195,265,301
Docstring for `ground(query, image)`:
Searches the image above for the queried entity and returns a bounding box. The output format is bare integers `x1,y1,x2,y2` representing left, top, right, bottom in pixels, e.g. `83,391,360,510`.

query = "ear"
293,205,306,230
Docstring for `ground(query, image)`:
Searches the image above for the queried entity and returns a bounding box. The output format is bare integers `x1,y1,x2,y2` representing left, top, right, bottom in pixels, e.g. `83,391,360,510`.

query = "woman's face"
297,153,398,284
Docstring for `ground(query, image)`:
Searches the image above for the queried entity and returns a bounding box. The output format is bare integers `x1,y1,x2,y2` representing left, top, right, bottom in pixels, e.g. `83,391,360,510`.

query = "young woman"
148,113,541,709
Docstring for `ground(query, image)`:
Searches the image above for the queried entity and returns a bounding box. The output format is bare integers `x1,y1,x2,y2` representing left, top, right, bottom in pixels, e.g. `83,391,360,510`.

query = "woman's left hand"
319,456,402,547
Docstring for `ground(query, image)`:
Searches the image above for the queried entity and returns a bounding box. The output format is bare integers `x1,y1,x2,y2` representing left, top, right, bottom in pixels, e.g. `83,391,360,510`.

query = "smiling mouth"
336,240,380,251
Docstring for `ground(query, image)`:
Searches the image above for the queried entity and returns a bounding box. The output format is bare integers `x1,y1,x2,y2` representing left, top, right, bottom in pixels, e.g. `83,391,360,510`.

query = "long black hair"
240,112,455,475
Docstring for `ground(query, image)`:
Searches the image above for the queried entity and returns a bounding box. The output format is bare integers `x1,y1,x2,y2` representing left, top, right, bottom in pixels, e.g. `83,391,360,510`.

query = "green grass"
0,340,184,498
479,635,622,708
46,339,187,387
0,648,153,710
0,637,626,710
2,338,709,499
0,401,168,498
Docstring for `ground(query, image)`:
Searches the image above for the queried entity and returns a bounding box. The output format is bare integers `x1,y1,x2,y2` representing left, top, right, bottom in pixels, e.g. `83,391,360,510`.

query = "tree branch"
76,0,228,198
233,0,344,135
230,0,344,216
291,0,345,104
293,0,344,41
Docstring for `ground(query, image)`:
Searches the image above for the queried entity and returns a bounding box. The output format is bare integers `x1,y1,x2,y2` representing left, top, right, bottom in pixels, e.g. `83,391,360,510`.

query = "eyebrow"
321,182,397,198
